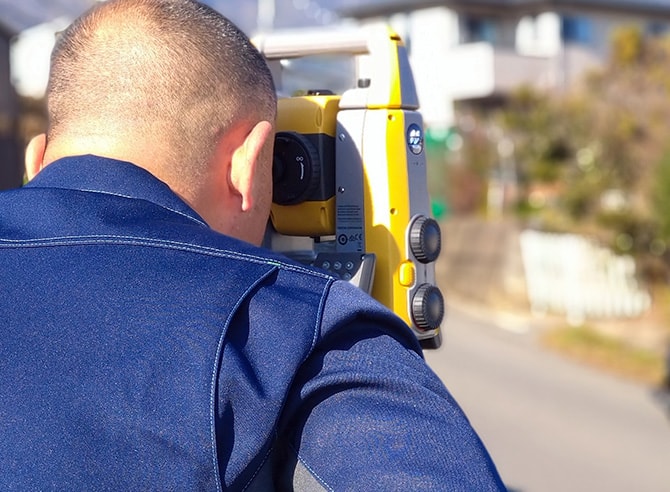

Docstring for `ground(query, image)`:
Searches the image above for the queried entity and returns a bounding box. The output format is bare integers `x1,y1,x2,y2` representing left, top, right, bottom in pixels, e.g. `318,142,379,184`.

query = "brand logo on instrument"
407,124,424,155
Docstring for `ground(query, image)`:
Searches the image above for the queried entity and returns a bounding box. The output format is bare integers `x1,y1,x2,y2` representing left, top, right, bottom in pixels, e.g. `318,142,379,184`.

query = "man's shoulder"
176,233,417,352
173,228,337,289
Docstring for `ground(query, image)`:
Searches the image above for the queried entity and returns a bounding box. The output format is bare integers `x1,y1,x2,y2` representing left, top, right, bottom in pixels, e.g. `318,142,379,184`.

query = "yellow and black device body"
254,25,445,349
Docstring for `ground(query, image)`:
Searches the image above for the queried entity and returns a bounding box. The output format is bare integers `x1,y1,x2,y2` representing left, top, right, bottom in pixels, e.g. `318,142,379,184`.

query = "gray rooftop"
4,0,670,39
336,0,670,19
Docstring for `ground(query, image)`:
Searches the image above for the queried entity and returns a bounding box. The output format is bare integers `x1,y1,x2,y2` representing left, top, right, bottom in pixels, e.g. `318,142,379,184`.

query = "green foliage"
560,172,601,220
596,209,657,255
434,26,670,281
489,28,670,279
652,150,670,242
610,25,644,66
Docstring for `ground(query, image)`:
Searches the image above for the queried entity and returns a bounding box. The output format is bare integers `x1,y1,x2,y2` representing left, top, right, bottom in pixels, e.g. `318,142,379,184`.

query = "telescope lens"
273,132,321,205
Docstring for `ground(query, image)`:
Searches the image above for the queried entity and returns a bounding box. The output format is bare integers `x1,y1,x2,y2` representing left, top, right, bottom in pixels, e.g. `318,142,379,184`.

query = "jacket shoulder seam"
0,235,332,279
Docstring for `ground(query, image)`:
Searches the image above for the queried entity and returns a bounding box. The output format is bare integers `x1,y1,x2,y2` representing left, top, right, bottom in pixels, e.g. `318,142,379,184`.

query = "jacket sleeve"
275,280,506,491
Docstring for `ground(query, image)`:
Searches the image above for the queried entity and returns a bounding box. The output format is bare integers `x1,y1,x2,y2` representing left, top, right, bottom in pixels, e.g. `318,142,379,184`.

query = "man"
0,0,505,490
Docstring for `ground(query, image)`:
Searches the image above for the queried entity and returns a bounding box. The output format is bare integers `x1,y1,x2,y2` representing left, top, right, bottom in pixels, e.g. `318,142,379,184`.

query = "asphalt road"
424,305,670,492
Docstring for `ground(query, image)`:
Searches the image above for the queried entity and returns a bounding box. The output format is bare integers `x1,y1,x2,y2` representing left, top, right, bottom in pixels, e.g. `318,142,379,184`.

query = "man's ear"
229,120,274,212
25,133,47,181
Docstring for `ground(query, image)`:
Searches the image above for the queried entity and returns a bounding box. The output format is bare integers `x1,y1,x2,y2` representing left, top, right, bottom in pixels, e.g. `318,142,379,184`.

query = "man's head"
26,0,277,245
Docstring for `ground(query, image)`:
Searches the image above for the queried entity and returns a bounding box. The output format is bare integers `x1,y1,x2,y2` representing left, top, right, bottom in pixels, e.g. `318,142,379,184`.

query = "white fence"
519,230,651,324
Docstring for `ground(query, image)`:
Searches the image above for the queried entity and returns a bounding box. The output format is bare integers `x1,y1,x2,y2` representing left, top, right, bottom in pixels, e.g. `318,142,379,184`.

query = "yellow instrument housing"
256,25,444,348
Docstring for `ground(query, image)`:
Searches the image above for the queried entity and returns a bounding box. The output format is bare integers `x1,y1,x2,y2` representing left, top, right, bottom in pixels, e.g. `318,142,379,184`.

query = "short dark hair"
47,0,276,176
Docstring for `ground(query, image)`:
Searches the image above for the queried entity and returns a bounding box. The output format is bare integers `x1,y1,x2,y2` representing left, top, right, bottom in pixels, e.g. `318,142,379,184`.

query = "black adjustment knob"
411,283,445,332
409,216,442,263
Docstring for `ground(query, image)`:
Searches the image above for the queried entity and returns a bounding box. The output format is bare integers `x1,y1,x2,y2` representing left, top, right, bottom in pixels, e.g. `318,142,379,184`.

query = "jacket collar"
25,154,208,227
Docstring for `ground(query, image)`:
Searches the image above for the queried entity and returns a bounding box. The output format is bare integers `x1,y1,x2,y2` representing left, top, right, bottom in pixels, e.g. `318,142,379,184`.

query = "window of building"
647,21,670,37
561,15,593,44
463,16,497,44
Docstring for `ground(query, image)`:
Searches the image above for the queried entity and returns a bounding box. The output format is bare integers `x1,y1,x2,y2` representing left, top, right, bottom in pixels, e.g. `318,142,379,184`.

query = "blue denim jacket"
0,155,504,491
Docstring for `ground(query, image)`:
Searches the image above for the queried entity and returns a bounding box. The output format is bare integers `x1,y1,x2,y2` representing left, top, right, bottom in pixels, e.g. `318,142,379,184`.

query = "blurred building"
0,0,97,189
0,21,21,190
337,0,670,130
